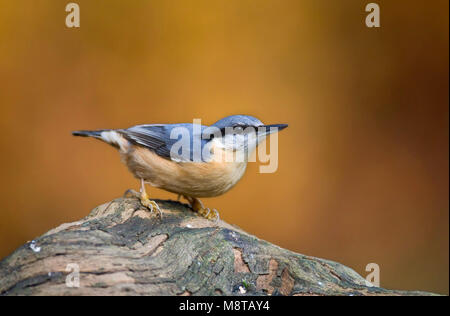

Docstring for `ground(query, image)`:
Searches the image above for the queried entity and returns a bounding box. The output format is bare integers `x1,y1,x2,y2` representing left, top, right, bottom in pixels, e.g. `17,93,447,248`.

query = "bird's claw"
184,196,220,222
206,208,220,223
124,189,162,219
140,196,163,219
199,207,220,222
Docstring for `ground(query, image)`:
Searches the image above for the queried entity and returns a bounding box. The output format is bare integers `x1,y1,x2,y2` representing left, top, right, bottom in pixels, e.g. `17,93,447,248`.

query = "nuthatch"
72,115,288,220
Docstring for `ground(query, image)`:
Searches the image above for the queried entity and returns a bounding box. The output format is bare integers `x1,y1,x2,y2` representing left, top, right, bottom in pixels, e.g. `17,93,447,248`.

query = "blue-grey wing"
118,124,210,161
119,124,174,159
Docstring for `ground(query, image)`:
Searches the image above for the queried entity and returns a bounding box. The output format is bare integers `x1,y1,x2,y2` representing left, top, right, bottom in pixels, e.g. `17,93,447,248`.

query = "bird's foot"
123,189,162,219
184,196,220,222
140,193,163,219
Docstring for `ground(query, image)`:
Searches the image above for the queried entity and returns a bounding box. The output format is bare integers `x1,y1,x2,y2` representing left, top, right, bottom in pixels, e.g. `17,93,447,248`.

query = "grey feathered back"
119,123,211,161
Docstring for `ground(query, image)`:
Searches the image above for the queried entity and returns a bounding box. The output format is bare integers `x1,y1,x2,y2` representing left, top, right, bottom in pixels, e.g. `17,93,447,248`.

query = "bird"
72,115,288,220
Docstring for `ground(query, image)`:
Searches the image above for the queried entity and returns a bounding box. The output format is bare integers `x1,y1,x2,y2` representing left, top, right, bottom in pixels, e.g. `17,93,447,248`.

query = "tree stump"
0,197,436,296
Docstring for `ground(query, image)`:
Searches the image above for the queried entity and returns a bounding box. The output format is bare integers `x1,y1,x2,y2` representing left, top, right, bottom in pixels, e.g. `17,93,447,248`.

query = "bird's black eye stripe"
223,124,250,135
204,124,254,139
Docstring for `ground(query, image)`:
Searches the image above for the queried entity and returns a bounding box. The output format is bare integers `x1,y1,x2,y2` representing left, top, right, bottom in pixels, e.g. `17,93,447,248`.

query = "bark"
0,197,436,296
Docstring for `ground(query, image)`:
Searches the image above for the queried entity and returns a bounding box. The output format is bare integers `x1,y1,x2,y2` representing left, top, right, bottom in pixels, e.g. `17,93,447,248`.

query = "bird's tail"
72,129,126,149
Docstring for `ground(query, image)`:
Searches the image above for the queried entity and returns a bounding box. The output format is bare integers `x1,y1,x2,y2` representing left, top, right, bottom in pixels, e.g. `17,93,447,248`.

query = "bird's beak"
260,124,288,135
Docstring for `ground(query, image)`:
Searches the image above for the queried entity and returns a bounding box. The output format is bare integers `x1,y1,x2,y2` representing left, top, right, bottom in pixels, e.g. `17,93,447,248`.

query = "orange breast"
120,144,247,197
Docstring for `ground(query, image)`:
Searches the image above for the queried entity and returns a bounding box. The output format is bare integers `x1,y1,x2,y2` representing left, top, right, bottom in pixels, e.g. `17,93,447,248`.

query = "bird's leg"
184,196,220,222
125,179,162,218
140,179,163,218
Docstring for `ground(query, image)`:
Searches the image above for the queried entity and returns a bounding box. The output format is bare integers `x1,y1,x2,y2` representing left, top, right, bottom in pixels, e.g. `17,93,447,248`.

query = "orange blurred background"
0,0,448,294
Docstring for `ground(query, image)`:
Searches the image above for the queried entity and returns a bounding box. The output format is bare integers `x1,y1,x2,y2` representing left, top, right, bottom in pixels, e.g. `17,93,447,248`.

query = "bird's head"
203,115,288,159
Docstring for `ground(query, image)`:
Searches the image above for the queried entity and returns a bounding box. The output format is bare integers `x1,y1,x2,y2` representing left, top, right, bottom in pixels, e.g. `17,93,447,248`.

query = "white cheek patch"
101,131,128,151
218,135,232,149
221,134,244,150
212,137,226,149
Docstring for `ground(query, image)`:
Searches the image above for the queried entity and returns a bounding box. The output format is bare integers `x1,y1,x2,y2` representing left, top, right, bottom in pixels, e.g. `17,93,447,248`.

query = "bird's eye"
233,124,245,133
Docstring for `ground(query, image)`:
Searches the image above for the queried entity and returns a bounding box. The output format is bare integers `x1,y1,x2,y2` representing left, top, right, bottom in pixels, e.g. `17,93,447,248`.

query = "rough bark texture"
0,197,436,296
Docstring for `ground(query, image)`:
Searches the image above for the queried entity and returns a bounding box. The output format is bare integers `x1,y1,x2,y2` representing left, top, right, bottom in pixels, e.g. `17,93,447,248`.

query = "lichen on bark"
0,197,436,296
